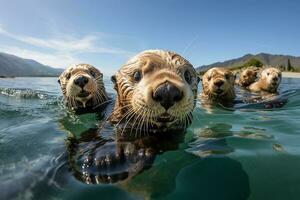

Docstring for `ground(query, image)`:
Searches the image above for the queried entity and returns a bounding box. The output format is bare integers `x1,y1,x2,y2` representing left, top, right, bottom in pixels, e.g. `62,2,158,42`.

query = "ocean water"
0,77,300,200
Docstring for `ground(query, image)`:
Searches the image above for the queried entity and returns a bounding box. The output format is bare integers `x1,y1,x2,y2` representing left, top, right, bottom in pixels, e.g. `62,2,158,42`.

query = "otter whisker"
102,104,133,125
94,91,103,104
136,109,147,138
114,107,135,128
144,109,150,136
128,107,144,137
144,109,151,136
134,111,144,138
129,109,142,136
97,104,133,131
116,108,135,135
93,98,113,109
121,107,142,136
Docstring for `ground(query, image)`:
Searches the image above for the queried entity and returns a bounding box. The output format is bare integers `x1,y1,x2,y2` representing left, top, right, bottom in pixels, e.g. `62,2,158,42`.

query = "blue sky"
0,0,299,75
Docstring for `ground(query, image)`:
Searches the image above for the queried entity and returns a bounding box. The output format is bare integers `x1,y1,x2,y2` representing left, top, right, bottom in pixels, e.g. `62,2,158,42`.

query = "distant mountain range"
0,52,63,77
197,53,300,72
1,51,299,77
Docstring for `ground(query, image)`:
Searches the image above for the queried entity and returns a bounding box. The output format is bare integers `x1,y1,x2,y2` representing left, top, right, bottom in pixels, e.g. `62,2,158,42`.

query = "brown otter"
249,67,282,94
236,68,258,88
109,50,199,134
200,67,236,105
58,64,109,112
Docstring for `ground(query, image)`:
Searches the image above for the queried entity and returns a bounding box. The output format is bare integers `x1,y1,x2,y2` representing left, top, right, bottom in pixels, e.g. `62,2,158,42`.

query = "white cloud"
0,46,81,67
0,24,7,34
0,25,133,68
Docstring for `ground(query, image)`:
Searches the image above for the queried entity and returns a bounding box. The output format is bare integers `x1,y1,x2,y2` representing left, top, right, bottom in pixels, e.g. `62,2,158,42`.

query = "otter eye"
90,70,96,78
184,70,192,84
225,74,230,80
133,71,142,82
66,73,71,80
243,75,247,78
207,76,211,81
267,73,270,76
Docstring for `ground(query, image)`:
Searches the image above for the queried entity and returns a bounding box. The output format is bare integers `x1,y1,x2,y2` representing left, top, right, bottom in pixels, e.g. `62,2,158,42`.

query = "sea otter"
200,67,236,106
236,68,258,88
58,64,109,112
249,67,282,94
109,50,199,134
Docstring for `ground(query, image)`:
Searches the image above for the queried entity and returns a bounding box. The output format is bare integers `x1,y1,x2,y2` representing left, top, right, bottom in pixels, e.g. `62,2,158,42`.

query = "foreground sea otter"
249,67,282,94
200,67,236,106
109,49,199,134
58,64,109,113
61,51,199,186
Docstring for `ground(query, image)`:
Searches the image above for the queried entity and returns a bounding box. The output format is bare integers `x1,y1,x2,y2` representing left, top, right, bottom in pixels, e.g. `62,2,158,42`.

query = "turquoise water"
0,77,300,200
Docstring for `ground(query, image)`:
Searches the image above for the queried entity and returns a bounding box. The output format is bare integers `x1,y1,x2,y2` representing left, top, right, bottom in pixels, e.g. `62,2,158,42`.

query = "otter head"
111,50,198,132
239,68,258,87
201,67,236,101
259,67,282,93
58,64,107,109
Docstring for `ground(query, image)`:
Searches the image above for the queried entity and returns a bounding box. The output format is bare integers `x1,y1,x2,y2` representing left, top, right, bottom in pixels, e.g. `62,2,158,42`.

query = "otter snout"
153,82,183,110
74,76,89,88
214,80,224,87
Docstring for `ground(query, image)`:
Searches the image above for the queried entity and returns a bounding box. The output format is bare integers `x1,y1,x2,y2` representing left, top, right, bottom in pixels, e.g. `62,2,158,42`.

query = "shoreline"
282,72,300,78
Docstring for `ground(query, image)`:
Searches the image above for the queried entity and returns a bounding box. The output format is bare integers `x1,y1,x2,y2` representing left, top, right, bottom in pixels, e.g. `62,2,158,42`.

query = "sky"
0,0,299,75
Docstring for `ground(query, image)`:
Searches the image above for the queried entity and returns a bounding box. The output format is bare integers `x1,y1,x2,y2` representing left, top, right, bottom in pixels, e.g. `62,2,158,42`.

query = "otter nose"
74,76,89,88
214,80,224,87
273,77,278,82
153,82,183,110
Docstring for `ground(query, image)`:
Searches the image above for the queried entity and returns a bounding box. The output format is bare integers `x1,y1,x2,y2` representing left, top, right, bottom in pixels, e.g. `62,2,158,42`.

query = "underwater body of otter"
0,77,300,200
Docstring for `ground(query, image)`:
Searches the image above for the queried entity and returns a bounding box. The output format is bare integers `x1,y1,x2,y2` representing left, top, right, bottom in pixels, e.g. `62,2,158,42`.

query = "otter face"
58,64,107,108
202,67,235,99
112,50,198,130
260,67,282,92
239,68,258,87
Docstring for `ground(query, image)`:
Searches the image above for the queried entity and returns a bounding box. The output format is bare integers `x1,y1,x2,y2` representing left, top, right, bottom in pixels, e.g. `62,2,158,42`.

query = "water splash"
0,88,48,100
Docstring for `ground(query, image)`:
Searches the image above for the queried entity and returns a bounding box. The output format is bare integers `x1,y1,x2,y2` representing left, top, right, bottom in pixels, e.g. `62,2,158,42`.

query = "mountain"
197,53,300,72
0,52,63,77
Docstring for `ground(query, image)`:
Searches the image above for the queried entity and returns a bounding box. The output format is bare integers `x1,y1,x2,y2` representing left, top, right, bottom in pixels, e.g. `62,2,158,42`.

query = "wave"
0,88,48,100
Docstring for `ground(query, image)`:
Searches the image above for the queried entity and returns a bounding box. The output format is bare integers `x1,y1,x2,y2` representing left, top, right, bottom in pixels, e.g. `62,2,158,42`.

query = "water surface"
0,77,300,200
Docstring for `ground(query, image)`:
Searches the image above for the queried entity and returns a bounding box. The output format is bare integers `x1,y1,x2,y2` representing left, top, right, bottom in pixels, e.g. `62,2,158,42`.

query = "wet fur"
58,64,108,111
237,68,258,88
109,50,198,134
249,67,282,94
200,67,236,104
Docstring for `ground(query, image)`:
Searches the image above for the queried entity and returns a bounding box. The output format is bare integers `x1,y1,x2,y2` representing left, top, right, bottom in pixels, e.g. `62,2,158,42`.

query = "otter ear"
111,74,118,91
197,76,201,83
111,75,116,84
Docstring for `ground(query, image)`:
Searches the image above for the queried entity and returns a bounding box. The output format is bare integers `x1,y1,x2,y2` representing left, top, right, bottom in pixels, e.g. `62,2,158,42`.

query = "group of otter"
57,49,282,185
58,49,282,132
